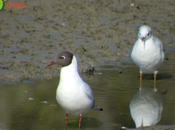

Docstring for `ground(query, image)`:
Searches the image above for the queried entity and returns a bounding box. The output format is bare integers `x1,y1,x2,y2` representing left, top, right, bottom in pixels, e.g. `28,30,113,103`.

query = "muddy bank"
0,0,175,82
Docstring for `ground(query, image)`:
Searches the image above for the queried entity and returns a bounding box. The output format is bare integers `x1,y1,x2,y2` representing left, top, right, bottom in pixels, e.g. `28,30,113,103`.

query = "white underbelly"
132,45,163,73
56,85,93,115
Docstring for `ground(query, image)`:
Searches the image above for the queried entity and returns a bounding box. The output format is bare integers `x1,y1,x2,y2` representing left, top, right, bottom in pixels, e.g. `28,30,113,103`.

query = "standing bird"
131,25,164,91
47,51,95,130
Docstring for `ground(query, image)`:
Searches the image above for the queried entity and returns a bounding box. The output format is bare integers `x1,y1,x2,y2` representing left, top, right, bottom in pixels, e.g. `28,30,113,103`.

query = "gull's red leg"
154,71,158,92
78,114,82,130
65,113,69,130
139,70,143,91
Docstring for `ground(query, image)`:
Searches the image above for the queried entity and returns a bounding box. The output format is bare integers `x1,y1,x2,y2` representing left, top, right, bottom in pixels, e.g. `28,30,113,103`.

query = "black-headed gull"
131,25,164,91
47,51,95,130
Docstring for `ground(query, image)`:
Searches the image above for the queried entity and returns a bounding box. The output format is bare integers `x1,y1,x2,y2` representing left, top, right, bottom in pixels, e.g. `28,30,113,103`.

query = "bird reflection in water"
129,88,163,128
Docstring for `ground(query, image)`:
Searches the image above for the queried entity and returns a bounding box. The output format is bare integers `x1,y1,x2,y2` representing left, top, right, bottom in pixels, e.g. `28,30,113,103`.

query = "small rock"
130,3,135,7
41,100,48,104
28,97,34,101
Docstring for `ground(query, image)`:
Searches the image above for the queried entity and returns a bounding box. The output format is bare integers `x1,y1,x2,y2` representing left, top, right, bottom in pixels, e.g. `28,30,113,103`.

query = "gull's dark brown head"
47,51,73,67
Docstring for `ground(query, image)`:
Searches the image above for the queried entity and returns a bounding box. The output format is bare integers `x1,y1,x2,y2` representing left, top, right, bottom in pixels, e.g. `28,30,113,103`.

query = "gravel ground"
0,0,175,82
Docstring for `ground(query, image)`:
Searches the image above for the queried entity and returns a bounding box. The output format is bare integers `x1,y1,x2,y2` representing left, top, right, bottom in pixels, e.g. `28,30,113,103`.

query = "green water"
0,54,175,130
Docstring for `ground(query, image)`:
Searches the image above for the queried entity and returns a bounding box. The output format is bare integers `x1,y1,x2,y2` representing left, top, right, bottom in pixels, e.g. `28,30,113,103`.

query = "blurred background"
0,0,175,82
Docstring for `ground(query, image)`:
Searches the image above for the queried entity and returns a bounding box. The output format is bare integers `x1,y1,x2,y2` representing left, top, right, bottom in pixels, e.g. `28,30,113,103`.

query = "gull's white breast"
131,37,164,73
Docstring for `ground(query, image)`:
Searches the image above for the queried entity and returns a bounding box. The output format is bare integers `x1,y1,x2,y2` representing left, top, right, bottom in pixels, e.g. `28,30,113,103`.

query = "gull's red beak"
46,60,58,68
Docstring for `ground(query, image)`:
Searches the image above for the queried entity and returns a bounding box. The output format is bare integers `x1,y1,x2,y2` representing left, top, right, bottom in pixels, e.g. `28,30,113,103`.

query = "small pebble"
130,3,134,7
28,97,34,101
41,100,48,104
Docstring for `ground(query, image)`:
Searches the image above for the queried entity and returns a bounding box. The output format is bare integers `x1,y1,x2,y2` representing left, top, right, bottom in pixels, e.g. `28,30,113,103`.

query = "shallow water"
0,53,175,130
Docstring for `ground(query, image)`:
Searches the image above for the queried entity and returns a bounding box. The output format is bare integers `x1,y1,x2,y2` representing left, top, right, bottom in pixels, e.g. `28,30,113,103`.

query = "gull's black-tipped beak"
141,37,146,49
141,37,146,41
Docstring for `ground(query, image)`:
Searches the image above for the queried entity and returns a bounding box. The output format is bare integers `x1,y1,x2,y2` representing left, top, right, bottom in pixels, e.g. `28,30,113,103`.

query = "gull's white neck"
59,56,81,83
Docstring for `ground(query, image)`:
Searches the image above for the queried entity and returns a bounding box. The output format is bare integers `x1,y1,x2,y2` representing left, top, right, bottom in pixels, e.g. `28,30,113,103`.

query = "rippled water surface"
0,53,175,130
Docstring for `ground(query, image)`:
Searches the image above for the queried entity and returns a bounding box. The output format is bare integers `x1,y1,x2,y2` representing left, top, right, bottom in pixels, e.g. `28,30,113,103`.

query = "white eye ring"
61,56,66,59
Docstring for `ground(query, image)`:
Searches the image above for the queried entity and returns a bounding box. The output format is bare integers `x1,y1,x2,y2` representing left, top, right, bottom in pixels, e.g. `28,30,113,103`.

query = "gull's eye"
147,32,151,36
60,56,66,59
